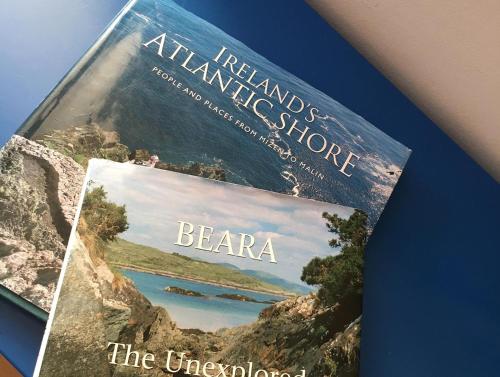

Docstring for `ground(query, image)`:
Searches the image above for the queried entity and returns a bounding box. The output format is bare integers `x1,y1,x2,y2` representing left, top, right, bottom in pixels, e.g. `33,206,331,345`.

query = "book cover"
0,0,410,313
35,159,366,377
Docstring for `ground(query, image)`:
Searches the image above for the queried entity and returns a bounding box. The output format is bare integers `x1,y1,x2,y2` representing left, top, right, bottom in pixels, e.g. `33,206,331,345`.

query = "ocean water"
121,269,285,331
18,0,410,227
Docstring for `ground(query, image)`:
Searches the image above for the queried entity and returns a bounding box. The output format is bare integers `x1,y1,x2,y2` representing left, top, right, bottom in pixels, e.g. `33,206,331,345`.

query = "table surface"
307,0,500,181
0,1,498,376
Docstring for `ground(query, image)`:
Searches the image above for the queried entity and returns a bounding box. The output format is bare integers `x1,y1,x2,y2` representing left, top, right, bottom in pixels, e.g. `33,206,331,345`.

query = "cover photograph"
0,0,410,313
35,159,366,377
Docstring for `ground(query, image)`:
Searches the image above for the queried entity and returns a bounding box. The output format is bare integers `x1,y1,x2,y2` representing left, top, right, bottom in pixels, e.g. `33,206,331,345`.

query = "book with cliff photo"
35,159,366,377
0,0,410,314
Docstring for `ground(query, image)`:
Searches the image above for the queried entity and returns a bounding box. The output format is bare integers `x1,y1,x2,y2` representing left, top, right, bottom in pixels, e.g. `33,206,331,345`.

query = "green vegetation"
38,125,130,168
164,286,205,297
105,238,292,296
82,186,129,242
78,185,288,295
216,293,276,305
299,210,366,377
301,209,367,306
37,125,225,181
77,185,129,265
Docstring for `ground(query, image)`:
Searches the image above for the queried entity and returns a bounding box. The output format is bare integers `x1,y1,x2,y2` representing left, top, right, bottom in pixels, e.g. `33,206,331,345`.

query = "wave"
259,117,294,159
231,91,244,111
132,10,152,24
315,113,347,131
281,170,301,197
361,154,402,207
174,33,192,42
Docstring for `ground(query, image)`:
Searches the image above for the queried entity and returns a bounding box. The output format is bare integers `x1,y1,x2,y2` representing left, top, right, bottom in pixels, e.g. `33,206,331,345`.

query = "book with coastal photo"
0,0,410,315
35,159,367,377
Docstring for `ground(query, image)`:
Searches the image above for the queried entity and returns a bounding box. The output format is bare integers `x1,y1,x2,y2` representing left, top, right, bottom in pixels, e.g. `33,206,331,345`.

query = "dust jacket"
35,159,366,377
0,0,410,314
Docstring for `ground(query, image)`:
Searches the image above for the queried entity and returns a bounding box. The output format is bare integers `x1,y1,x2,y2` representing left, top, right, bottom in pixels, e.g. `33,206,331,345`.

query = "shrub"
81,186,129,242
301,210,367,306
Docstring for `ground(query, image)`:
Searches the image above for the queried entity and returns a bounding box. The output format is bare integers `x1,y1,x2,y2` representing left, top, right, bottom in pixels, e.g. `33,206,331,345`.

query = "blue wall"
0,1,498,376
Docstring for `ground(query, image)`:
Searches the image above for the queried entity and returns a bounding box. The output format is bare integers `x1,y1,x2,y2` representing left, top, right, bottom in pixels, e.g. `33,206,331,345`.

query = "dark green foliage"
81,186,129,242
301,209,368,306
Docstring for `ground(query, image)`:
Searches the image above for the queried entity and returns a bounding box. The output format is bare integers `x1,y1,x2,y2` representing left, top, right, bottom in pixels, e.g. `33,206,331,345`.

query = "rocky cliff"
37,124,130,168
37,124,226,181
39,229,360,376
216,294,360,377
0,124,226,311
0,135,85,310
2,126,359,375
39,229,222,377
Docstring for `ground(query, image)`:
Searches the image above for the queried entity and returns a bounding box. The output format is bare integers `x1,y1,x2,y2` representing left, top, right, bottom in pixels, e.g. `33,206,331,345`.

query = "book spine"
0,285,48,322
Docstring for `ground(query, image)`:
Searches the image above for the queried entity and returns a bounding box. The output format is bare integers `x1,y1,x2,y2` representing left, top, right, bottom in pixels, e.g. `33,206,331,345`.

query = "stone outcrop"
40,233,191,376
312,317,360,377
39,232,220,377
37,124,130,168
216,294,361,377
37,124,226,181
1,125,226,312
39,234,112,376
0,135,85,310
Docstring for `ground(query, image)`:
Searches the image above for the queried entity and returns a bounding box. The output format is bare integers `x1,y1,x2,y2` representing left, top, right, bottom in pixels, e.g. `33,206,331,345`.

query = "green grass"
105,238,293,295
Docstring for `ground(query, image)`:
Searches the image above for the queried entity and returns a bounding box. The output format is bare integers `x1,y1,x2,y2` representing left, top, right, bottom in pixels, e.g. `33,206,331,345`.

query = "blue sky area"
86,160,354,286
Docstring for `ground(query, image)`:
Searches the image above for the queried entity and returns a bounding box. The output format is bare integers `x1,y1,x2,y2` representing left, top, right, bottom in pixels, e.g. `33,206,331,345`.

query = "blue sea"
121,269,285,331
19,0,410,227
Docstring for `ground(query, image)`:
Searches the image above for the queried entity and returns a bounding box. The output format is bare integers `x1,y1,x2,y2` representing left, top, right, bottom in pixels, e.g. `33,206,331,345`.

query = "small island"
216,293,276,305
164,286,205,297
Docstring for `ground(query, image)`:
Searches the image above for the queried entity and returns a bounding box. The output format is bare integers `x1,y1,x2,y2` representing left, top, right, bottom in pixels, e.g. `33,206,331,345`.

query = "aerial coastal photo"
0,0,409,314
37,160,367,377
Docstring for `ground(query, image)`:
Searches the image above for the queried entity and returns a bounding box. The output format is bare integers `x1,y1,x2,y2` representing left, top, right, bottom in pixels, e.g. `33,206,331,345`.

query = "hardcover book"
35,159,366,377
0,0,410,314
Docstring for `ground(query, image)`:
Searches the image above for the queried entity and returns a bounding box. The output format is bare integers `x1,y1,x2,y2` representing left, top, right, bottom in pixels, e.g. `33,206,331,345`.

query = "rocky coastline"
0,124,226,311
37,124,226,181
0,135,85,311
39,227,360,377
1,124,361,376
